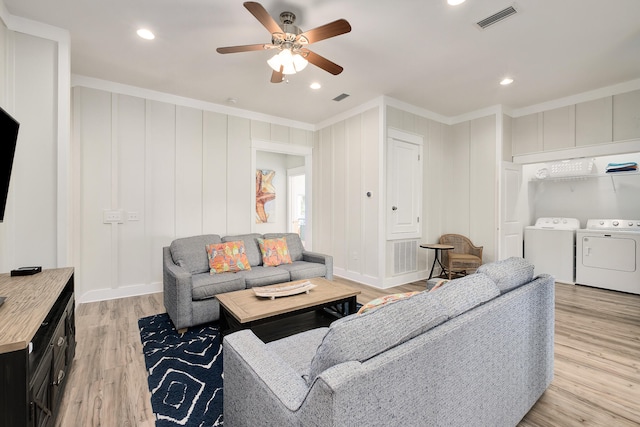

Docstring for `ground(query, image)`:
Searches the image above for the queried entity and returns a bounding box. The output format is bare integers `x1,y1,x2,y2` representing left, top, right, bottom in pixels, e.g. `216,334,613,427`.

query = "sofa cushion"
257,237,293,266
264,233,304,261
206,241,252,274
307,291,449,383
476,257,534,293
191,272,245,301
274,261,327,281
222,234,263,267
430,272,500,318
237,266,291,288
170,234,222,275
266,327,329,380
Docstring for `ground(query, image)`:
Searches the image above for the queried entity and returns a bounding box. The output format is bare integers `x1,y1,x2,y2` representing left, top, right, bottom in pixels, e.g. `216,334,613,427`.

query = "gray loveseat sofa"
224,257,554,426
163,232,333,329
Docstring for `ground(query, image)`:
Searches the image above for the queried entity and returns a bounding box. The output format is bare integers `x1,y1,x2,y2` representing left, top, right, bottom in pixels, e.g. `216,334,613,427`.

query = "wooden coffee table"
216,277,360,341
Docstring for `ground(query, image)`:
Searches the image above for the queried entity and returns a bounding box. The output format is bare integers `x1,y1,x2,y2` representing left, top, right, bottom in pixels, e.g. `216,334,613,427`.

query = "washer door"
581,236,636,272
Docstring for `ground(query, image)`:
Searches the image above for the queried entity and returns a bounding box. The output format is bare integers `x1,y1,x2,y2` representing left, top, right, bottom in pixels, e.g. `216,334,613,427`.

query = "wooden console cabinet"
0,268,75,427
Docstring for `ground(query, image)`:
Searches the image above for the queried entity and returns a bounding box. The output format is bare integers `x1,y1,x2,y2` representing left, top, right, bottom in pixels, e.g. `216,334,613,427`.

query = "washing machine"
576,219,640,295
524,217,580,284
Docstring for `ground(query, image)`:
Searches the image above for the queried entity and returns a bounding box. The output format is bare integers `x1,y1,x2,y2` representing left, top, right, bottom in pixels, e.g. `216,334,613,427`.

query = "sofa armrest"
163,246,194,330
302,250,334,280
223,330,310,424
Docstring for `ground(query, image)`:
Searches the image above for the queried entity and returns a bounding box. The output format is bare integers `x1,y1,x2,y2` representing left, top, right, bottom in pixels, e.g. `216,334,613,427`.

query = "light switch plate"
103,210,123,224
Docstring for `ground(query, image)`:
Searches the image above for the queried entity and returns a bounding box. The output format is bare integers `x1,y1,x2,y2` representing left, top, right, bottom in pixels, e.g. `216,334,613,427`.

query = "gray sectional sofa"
162,232,333,329
223,257,555,426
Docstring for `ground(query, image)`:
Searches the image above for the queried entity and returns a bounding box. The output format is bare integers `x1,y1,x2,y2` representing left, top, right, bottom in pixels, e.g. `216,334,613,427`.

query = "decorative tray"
253,281,317,300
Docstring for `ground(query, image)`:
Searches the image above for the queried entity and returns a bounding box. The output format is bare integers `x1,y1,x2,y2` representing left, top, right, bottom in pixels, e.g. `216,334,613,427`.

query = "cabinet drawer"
50,352,67,409
51,318,68,365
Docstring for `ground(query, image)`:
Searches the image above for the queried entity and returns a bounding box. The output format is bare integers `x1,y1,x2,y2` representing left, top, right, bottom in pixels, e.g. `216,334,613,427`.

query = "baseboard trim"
77,281,163,304
334,268,428,290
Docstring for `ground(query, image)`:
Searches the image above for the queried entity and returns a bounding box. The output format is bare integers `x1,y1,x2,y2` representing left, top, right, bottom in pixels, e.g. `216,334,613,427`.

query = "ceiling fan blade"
270,67,284,83
299,19,351,44
304,50,344,75
244,2,282,35
216,44,272,54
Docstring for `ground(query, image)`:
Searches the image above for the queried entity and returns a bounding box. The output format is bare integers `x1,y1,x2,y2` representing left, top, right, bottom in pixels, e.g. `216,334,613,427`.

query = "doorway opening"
251,140,313,249
288,167,306,246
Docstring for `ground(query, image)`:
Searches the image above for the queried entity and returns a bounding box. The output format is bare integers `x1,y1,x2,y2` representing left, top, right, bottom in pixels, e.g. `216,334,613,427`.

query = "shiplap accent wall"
314,107,383,286
386,106,447,285
387,107,497,273
72,86,313,303
443,116,497,264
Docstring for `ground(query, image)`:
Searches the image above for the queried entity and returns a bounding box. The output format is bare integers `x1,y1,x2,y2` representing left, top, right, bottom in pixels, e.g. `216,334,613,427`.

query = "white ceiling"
4,0,640,124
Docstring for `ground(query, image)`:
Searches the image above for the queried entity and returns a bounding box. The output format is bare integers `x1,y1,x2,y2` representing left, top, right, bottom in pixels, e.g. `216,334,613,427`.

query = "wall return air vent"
476,5,518,29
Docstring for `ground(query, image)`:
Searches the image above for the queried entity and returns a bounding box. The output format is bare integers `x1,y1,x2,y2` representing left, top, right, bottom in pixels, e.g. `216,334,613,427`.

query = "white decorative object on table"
253,281,317,300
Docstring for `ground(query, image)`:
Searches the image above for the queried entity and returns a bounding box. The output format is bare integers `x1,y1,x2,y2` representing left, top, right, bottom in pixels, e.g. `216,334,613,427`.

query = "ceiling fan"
216,2,351,83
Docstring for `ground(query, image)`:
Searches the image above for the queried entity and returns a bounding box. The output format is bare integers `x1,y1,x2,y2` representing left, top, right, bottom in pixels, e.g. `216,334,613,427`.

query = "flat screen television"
0,106,19,223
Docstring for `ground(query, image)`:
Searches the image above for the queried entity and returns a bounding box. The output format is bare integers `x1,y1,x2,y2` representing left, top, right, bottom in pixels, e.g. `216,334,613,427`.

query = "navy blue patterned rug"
138,313,224,426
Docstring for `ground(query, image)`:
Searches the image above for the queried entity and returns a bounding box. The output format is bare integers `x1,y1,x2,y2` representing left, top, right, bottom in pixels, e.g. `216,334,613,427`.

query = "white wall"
314,106,382,286
386,107,497,274
72,86,314,303
0,16,69,273
386,106,446,283
0,17,6,103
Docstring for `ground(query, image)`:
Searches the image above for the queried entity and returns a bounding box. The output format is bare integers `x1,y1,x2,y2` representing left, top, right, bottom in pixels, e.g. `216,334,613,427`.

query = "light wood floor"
55,279,640,426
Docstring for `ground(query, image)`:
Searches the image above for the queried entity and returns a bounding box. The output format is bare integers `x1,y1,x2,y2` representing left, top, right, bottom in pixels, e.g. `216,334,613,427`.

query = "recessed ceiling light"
448,0,466,5
137,29,155,40
500,77,514,86
310,82,321,90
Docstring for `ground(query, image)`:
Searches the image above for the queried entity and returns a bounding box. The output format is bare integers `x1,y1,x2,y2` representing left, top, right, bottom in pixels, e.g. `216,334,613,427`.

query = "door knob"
392,206,398,211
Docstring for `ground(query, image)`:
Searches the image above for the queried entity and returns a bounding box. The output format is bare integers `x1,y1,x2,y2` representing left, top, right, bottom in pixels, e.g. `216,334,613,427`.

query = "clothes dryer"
524,217,580,284
576,219,640,295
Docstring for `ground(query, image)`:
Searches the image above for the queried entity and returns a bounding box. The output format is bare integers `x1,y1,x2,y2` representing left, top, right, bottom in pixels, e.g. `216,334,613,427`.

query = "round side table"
420,243,454,279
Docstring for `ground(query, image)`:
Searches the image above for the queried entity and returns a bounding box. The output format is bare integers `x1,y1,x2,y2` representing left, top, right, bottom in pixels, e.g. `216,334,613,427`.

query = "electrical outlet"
127,211,141,221
103,210,123,224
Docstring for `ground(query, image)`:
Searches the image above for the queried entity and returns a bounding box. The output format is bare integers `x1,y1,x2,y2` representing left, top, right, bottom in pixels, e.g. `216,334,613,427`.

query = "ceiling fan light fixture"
292,53,308,72
267,49,308,75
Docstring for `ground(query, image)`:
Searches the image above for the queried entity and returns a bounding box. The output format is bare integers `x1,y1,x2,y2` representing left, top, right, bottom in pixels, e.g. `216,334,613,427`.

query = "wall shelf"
531,170,638,192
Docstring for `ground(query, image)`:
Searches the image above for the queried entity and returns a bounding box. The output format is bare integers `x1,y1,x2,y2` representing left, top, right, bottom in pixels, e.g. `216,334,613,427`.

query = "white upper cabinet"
512,113,542,155
512,88,640,156
613,89,640,141
543,106,575,151
576,97,613,146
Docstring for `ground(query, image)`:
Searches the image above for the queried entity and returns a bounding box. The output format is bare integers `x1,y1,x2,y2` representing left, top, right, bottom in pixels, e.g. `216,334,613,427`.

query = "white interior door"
387,129,423,239
500,161,523,259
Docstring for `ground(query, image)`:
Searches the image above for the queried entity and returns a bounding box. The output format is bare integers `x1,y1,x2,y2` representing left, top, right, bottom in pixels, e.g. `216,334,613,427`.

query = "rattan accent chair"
439,234,483,279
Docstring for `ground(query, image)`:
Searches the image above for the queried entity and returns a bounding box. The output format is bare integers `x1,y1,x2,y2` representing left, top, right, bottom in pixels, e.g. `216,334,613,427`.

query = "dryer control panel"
585,219,640,230
533,217,580,230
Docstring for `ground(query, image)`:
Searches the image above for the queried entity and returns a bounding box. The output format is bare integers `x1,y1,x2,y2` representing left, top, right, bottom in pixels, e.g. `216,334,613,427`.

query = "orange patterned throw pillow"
206,241,251,274
257,237,293,267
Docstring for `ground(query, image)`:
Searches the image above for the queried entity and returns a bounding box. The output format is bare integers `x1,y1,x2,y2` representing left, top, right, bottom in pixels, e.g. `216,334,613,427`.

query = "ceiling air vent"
333,93,350,102
476,5,517,29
